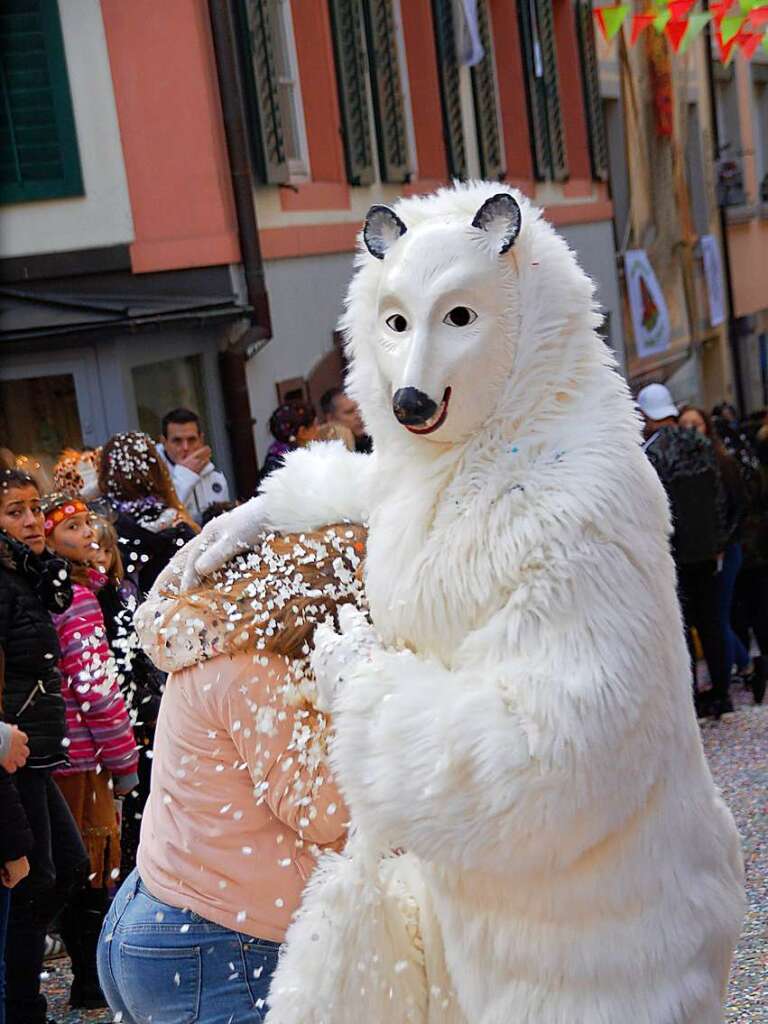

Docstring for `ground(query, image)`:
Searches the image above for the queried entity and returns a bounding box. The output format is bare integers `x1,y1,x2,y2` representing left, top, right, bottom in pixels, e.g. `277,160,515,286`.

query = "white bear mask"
359,193,522,446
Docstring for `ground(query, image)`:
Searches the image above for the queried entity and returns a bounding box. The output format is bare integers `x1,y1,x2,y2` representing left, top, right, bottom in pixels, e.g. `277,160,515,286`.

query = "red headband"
44,499,88,536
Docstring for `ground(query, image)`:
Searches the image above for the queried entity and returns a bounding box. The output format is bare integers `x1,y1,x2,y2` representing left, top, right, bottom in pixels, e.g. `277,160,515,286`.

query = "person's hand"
1,726,29,773
310,605,380,712
1,856,30,888
178,445,212,475
180,497,266,590
113,773,139,798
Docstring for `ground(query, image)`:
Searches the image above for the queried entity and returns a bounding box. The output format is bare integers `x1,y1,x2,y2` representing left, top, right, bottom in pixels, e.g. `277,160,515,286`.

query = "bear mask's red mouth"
405,387,452,435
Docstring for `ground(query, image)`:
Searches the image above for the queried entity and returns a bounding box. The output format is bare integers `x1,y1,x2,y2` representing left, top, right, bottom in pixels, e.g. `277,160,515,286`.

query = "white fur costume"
173,183,744,1023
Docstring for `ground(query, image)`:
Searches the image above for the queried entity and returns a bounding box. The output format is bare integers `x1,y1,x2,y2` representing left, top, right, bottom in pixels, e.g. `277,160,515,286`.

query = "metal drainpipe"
208,0,272,497
702,2,746,414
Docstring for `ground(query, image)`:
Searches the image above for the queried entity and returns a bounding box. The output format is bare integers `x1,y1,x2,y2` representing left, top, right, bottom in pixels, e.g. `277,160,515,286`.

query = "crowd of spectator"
638,384,768,719
0,386,368,1022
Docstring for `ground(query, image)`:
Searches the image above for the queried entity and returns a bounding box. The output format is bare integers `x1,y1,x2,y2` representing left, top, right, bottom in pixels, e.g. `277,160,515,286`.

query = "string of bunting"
594,0,768,61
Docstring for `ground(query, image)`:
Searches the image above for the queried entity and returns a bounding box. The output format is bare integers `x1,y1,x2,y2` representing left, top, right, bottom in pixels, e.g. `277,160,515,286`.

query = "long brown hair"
171,523,368,663
90,514,125,585
99,432,184,512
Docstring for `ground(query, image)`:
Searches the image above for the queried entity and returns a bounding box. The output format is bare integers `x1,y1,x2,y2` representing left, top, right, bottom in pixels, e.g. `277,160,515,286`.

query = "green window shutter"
328,0,374,186
518,0,568,181
0,0,83,206
471,0,505,181
363,0,409,184
431,0,467,181
575,0,608,181
238,0,288,184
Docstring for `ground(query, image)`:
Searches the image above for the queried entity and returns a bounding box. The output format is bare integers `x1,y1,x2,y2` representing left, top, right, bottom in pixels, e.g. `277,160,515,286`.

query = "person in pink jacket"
42,494,139,1010
97,523,365,1024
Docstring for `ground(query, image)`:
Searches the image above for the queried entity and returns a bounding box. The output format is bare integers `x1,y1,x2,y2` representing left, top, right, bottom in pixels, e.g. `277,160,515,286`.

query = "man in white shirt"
157,408,230,523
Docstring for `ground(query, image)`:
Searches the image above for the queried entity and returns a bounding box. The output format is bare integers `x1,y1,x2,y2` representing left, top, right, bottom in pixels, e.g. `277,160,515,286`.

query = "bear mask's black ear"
363,205,407,260
471,193,522,255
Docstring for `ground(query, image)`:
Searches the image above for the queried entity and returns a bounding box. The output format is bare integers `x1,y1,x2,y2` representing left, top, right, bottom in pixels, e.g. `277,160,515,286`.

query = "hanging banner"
625,250,672,358
700,235,726,328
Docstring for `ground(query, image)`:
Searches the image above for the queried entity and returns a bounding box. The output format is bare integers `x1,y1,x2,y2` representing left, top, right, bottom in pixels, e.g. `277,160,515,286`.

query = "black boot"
752,655,767,705
59,891,108,1010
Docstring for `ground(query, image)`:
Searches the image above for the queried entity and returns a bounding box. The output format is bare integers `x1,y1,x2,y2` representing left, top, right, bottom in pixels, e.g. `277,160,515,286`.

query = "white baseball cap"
636,383,678,421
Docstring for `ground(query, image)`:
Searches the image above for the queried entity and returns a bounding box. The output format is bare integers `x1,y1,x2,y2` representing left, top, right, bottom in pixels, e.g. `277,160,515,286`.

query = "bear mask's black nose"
392,387,438,426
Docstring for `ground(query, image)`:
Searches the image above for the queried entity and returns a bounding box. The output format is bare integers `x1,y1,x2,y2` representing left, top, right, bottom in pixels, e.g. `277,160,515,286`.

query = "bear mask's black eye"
443,306,477,327
385,313,408,333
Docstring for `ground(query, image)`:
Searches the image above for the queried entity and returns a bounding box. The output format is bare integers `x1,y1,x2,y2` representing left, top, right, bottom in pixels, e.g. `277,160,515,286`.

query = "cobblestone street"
42,688,767,1024
708,688,768,1023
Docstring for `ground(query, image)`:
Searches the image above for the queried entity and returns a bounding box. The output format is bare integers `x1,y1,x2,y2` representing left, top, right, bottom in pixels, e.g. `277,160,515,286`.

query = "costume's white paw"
310,609,381,713
180,497,265,590
337,603,379,648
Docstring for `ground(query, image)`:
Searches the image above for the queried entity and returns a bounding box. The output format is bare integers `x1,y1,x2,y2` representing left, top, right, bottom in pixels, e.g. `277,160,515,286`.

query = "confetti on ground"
42,684,767,1023
702,684,768,1023
41,957,111,1024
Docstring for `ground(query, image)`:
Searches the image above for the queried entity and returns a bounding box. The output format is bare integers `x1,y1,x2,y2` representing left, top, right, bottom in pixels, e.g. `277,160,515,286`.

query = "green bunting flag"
720,13,746,38
603,5,630,38
679,10,713,50
654,7,672,30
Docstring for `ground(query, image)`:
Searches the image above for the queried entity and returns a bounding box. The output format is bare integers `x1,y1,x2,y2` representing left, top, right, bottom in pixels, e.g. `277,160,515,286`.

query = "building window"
685,103,709,236
237,0,310,183
328,0,413,186
752,64,768,203
0,0,83,205
714,62,746,207
431,0,505,181
518,0,569,181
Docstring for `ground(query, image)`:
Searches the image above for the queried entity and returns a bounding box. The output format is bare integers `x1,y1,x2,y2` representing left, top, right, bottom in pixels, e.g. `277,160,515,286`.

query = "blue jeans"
719,543,750,673
0,885,10,1024
97,869,281,1023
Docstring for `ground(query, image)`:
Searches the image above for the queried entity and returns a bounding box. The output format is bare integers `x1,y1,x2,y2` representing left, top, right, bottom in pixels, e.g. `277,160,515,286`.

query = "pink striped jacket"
52,571,139,779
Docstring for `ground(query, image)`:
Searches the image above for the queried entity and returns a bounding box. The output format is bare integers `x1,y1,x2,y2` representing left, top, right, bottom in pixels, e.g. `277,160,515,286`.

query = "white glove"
310,604,381,713
180,496,266,590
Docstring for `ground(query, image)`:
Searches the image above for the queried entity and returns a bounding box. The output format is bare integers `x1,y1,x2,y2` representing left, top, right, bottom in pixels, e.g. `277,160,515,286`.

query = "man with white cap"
637,383,731,718
637,382,680,440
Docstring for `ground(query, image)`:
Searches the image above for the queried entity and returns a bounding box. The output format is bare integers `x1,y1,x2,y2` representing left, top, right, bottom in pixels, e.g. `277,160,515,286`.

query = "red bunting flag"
669,0,696,18
737,28,763,54
748,4,768,24
631,10,657,41
665,18,690,47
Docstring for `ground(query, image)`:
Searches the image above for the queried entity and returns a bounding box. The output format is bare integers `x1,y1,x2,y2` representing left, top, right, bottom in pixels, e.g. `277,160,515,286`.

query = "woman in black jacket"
0,709,35,1024
97,432,198,598
0,469,89,1024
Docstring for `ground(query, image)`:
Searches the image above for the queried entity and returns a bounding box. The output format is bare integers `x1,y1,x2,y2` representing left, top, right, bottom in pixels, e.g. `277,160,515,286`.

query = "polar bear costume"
168,183,744,1023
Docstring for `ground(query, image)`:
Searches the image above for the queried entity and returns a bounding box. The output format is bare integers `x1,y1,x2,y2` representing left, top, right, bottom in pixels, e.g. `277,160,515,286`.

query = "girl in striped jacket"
42,494,139,1011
